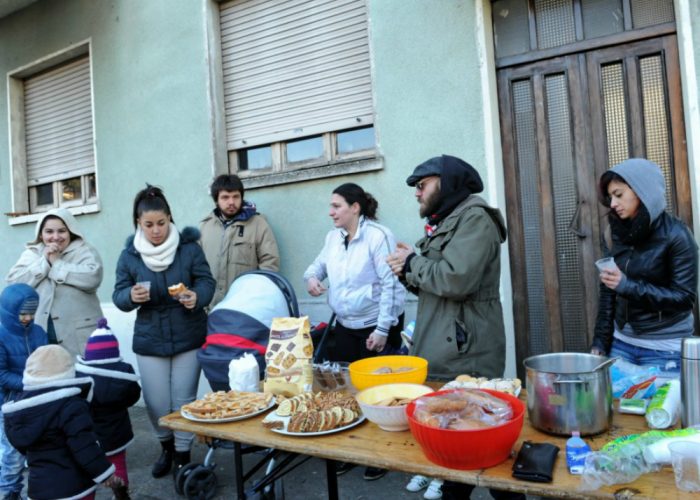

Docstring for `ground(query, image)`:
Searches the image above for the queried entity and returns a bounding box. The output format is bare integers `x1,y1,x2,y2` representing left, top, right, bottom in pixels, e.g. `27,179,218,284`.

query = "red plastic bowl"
406,389,525,470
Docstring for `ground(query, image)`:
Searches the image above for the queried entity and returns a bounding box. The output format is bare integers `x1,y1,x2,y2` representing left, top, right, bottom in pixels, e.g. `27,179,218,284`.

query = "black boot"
151,438,175,478
172,450,191,478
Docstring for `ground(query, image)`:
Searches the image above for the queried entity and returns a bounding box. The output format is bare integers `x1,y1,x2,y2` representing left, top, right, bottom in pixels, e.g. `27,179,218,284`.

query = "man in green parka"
388,154,508,381
388,155,522,500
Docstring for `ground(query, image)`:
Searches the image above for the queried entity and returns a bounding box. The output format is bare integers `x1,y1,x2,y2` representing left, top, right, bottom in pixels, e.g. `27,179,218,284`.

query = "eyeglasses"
415,176,438,192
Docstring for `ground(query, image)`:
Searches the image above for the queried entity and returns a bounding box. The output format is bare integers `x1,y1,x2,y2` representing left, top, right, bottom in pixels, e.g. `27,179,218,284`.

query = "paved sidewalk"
93,405,495,500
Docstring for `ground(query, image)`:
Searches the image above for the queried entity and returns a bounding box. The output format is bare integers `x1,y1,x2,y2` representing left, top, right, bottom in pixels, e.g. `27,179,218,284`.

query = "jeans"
609,338,681,377
0,410,24,495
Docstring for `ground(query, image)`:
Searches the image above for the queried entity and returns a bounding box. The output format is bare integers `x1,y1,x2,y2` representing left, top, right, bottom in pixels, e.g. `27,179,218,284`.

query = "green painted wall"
0,0,216,294
263,0,490,300
0,0,493,306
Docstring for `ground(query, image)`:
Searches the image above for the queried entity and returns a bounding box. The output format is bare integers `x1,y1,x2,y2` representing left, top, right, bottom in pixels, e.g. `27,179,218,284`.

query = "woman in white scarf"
112,185,215,482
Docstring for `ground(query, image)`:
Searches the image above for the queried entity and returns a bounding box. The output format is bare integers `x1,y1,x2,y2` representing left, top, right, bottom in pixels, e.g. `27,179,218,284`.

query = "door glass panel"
535,0,576,49
581,0,623,39
639,54,675,212
630,0,674,29
545,73,587,352
600,62,630,167
512,78,550,355
492,0,531,58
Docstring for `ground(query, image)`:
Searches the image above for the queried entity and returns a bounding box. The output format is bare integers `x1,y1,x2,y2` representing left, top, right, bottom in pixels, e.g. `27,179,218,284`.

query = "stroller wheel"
175,463,200,495
183,465,218,500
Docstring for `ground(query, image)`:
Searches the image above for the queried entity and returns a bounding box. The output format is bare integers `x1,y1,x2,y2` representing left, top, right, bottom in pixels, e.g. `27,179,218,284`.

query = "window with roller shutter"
219,0,381,186
8,43,97,217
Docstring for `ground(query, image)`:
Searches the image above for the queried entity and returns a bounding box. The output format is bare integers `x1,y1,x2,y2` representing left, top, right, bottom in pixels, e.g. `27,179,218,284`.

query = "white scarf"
133,223,180,272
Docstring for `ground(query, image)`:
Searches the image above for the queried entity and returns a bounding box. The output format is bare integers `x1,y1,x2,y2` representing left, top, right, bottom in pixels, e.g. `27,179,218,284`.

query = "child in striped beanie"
77,318,141,500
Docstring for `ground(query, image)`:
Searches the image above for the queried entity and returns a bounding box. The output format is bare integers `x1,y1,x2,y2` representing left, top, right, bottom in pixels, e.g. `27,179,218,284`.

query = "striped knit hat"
19,295,39,315
84,318,120,361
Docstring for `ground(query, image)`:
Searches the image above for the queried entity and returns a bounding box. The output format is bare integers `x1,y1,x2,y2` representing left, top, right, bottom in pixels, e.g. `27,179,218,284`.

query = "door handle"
568,200,587,239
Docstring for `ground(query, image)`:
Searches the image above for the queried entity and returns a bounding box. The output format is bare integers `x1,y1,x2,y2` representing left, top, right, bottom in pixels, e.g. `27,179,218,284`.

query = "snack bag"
610,359,658,399
263,316,314,397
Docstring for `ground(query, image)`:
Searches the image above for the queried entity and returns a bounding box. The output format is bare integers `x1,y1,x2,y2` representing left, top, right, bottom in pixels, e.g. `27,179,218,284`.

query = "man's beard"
419,188,441,218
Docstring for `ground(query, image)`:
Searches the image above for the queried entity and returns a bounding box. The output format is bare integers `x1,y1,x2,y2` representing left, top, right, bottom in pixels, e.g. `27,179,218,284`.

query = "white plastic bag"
228,353,260,392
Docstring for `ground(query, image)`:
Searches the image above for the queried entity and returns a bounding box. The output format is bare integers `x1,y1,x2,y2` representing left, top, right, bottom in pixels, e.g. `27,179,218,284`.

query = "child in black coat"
76,318,141,500
2,344,120,500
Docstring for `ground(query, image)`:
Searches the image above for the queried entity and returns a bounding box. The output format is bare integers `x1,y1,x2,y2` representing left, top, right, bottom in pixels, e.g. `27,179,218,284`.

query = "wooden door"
587,34,691,226
498,34,691,378
499,54,600,373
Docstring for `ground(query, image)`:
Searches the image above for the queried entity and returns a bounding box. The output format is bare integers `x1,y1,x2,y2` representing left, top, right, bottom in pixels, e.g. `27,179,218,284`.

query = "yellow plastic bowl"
348,355,428,390
356,383,433,431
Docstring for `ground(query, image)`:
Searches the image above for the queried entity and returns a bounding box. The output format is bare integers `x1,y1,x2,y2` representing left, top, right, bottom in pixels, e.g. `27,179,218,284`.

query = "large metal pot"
523,353,616,436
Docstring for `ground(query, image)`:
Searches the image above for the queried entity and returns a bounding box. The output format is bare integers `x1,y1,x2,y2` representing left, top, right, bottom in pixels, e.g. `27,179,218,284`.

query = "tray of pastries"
181,390,275,422
261,391,364,436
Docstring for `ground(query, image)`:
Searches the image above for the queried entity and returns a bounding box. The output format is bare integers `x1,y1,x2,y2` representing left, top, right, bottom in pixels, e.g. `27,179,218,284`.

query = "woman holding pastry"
112,185,215,480
6,208,103,356
304,182,406,480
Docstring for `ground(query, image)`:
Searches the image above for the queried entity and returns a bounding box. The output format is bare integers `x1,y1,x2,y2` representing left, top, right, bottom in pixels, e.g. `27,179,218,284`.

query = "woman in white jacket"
305,183,406,359
7,208,103,357
304,183,406,481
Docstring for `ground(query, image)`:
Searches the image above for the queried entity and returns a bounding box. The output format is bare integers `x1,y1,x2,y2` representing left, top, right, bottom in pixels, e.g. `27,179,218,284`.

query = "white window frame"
217,0,383,188
6,40,99,225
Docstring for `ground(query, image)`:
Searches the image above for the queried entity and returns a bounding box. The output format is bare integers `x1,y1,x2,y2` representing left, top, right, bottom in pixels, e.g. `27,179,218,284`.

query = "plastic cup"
669,441,700,492
136,281,151,291
595,257,617,273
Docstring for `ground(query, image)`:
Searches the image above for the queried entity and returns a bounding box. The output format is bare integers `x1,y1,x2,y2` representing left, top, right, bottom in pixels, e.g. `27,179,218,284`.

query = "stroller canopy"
199,270,299,390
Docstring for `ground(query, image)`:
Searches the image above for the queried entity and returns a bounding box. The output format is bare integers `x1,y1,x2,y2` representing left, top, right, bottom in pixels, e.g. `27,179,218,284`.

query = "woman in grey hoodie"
591,158,698,378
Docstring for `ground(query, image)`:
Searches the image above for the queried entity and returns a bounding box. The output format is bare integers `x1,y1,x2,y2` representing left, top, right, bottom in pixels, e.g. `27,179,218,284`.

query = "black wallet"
511,441,560,483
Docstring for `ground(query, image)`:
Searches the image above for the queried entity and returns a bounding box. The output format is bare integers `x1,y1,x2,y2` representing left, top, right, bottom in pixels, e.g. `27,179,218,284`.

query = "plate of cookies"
261,391,365,436
181,390,276,423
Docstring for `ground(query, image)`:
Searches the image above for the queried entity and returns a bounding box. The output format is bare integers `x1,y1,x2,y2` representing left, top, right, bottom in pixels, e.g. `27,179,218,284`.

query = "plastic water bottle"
566,431,591,475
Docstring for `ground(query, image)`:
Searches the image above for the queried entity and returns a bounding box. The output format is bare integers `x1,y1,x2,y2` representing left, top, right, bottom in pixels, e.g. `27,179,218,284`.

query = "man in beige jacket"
200,175,280,307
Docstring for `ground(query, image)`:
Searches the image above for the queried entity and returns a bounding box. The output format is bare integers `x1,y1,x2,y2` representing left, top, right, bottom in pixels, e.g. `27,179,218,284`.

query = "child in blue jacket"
0,283,48,500
76,318,141,500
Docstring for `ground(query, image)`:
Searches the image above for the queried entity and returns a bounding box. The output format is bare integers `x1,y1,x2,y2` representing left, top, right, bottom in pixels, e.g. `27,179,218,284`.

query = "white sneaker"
406,474,429,492
423,479,443,500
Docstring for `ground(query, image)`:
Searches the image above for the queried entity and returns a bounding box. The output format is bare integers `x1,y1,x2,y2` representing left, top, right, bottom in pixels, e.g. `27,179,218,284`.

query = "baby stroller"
177,271,303,500
198,270,299,390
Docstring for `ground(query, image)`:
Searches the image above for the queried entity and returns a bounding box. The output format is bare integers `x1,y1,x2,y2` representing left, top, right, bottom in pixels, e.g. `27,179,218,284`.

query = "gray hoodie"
605,158,666,221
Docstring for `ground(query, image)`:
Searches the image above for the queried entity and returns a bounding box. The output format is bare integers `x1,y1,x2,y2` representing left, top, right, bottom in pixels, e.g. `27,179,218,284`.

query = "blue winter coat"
112,227,215,357
76,358,141,455
0,284,48,401
2,378,115,500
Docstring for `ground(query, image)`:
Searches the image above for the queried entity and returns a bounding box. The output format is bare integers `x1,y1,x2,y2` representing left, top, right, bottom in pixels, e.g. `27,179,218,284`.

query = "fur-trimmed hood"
124,226,200,250
1,376,93,416
75,361,140,382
